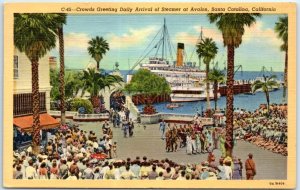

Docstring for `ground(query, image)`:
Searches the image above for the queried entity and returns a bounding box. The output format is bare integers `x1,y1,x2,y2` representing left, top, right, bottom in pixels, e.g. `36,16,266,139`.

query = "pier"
131,93,170,105
218,80,252,96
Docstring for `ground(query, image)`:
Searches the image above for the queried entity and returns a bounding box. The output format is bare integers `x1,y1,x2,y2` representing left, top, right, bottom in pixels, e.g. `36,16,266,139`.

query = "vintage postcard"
3,2,296,189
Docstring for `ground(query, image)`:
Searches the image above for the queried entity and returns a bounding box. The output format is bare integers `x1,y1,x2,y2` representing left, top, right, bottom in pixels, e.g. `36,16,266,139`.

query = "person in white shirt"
25,160,37,179
105,138,112,158
66,174,78,180
99,161,110,179
217,159,226,180
93,140,99,151
120,165,135,180
113,164,121,180
224,161,232,180
176,170,186,180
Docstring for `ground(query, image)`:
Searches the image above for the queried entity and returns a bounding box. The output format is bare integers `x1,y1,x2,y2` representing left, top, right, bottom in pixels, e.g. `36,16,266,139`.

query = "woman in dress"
195,132,201,154
232,158,242,180
186,133,193,155
219,133,226,158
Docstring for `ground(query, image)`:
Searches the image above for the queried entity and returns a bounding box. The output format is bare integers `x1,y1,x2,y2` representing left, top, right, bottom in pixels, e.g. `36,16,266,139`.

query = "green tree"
87,36,109,71
208,13,261,157
14,13,58,154
81,68,123,108
196,38,218,111
64,71,84,99
252,75,279,113
70,98,93,114
50,69,60,101
50,70,83,101
124,69,171,114
207,68,225,110
274,16,288,102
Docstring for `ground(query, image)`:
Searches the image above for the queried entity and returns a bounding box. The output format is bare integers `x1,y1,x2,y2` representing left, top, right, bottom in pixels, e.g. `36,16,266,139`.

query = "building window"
14,55,18,79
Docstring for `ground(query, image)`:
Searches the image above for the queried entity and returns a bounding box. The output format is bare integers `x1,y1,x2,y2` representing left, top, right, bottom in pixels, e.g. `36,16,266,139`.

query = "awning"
13,113,60,131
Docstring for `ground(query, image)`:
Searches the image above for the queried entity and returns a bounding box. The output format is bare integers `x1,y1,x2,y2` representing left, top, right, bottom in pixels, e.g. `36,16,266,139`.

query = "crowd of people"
13,117,258,180
13,102,288,180
233,104,287,156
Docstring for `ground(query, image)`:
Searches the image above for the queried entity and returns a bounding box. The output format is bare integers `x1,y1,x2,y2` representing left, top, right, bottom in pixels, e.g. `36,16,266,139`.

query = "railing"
49,110,78,117
49,110,109,120
14,92,46,116
139,112,214,125
126,95,140,119
73,113,109,120
161,113,213,123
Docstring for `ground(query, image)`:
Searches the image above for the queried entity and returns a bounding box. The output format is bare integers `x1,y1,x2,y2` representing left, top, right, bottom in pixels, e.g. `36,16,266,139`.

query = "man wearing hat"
245,153,256,180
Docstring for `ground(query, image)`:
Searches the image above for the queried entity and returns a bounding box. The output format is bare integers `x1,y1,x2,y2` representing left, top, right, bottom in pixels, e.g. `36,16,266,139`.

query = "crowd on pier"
234,104,287,156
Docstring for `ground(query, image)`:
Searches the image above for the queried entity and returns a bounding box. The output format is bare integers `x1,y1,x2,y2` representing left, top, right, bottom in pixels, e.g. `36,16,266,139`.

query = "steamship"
128,19,218,102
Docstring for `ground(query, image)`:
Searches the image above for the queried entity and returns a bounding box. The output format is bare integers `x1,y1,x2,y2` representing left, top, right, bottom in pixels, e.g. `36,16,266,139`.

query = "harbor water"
131,71,286,115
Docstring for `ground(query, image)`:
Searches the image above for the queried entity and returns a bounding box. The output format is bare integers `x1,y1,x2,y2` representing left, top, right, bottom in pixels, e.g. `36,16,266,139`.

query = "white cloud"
64,32,90,50
243,21,281,47
174,22,282,48
54,32,90,54
107,26,158,49
174,26,223,45
194,26,223,43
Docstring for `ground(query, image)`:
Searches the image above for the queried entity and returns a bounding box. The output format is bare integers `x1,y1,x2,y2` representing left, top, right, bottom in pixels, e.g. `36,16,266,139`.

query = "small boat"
166,103,183,109
244,92,255,95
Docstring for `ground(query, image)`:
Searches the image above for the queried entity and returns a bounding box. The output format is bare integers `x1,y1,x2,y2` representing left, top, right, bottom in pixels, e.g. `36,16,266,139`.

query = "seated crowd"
233,104,287,156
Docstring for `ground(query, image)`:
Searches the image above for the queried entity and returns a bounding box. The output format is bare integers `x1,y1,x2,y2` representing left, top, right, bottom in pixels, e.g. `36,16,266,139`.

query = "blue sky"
51,14,286,71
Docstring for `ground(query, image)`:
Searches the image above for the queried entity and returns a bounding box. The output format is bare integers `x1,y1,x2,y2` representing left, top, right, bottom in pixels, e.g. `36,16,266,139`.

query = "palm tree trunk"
283,49,288,102
214,81,218,110
58,26,66,125
266,91,270,114
206,62,211,111
91,95,100,108
31,59,40,154
225,45,235,157
97,61,100,71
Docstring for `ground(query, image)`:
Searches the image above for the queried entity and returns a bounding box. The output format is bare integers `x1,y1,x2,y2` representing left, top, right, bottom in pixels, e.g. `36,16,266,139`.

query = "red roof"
13,113,59,131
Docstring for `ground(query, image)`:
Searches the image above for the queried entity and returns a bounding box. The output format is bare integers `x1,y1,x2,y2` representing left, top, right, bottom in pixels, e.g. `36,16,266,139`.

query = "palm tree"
14,13,57,154
274,16,288,103
208,13,261,157
87,36,109,71
252,75,279,113
55,14,67,125
81,68,123,108
196,38,218,112
64,71,84,99
207,68,225,110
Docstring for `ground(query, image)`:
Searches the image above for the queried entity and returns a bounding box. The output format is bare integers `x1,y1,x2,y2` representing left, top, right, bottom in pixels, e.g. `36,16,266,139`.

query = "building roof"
13,113,59,132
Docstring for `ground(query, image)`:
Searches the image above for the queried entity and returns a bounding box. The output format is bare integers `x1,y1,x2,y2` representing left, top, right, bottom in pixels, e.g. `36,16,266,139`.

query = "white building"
13,48,58,134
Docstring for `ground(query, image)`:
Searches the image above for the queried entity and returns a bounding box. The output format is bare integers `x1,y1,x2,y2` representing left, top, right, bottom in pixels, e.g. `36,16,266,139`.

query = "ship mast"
162,18,166,60
188,27,203,69
128,19,175,73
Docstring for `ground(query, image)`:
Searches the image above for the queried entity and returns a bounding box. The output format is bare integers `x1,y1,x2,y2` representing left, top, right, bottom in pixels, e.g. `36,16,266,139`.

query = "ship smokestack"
176,43,184,67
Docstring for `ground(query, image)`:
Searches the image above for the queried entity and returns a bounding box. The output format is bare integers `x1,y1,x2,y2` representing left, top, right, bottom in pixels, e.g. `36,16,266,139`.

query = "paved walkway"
78,121,287,180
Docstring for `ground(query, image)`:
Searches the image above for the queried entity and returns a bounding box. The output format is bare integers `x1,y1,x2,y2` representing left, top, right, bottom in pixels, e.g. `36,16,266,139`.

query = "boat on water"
166,103,183,109
128,19,220,102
